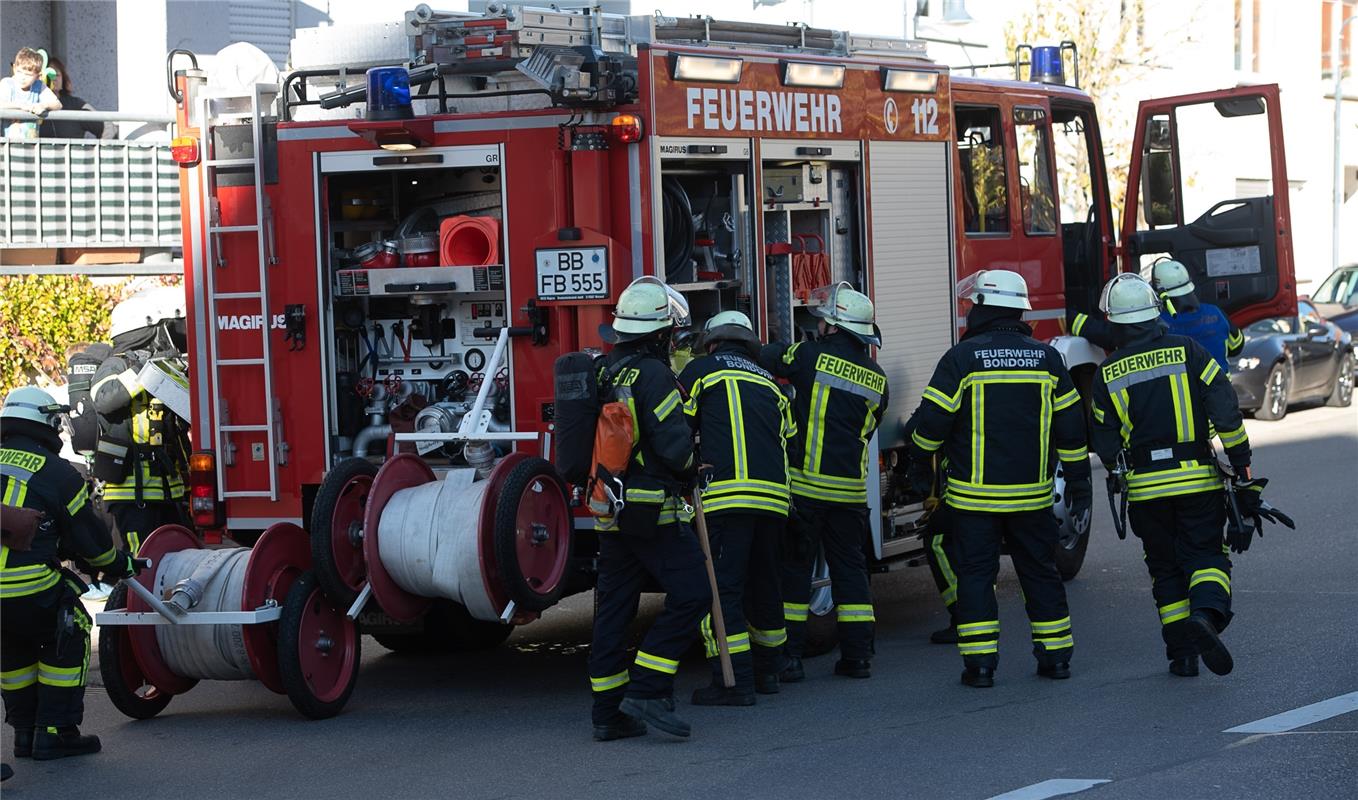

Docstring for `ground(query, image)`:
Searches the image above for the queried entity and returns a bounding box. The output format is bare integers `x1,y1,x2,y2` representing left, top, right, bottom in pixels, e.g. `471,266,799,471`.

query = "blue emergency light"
366,66,414,121
1030,46,1065,85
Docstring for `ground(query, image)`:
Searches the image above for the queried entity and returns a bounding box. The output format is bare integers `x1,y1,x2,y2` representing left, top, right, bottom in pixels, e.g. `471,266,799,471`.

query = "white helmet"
809,282,881,346
110,286,186,339
1100,273,1162,324
1151,259,1194,298
956,269,1032,310
602,276,691,343
1,386,68,430
701,310,759,351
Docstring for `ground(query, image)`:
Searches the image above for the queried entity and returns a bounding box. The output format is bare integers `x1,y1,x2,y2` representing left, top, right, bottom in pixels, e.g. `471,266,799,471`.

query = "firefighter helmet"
601,276,691,343
2,385,69,430
809,282,881,346
1151,258,1195,298
956,269,1032,310
110,286,187,339
700,310,759,350
1100,273,1162,324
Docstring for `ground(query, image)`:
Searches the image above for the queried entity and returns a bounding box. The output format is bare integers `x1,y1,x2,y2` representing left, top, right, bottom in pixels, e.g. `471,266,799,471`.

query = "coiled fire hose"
377,469,491,607
152,548,255,681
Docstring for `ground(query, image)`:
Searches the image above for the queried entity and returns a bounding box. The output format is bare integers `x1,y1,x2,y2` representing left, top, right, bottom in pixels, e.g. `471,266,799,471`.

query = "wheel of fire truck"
373,599,514,655
1052,463,1090,581
310,457,379,607
487,454,572,613
99,583,174,720
803,549,838,658
277,569,361,720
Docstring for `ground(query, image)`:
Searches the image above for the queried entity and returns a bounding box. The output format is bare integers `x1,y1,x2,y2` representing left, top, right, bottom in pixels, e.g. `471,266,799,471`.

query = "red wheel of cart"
242,522,312,694
277,569,361,719
98,583,173,719
124,524,201,696
310,457,378,607
480,453,572,614
362,453,435,623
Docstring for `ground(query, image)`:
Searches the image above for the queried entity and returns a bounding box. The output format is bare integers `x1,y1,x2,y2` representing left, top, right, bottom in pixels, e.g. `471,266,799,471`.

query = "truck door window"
1052,105,1107,312
955,105,1009,235
1014,107,1056,235
1141,114,1178,229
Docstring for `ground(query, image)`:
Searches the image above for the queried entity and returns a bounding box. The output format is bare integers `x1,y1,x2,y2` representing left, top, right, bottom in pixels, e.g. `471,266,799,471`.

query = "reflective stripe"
1057,446,1088,462
1092,403,1106,423
1158,599,1191,625
923,385,961,413
700,614,753,657
958,640,999,654
789,470,867,505
930,533,957,605
653,389,681,422
1034,635,1074,650
87,547,118,568
970,381,985,484
748,626,788,648
912,429,944,452
702,494,790,516
1200,360,1222,385
1029,617,1071,634
37,662,84,688
634,650,679,675
66,484,89,516
782,342,801,365
958,620,1000,636
783,602,809,622
1189,568,1231,595
805,382,831,475
0,569,60,598
590,670,630,693
0,664,38,690
2,479,28,507
1071,313,1089,337
836,603,875,623
1218,425,1248,449
1053,387,1081,412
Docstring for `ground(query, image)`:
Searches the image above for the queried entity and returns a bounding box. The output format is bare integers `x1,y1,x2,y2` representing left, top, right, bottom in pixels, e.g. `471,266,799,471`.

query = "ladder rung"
220,424,270,432
214,291,262,300
217,358,266,366
207,158,255,168
222,490,274,498
210,224,260,234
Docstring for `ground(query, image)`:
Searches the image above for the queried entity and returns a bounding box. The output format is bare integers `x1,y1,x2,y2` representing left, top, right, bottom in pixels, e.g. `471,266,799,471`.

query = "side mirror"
1305,322,1328,337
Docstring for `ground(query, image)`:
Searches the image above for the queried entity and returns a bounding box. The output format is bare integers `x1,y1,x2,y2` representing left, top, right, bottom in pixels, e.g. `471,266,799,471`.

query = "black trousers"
780,500,875,661
701,512,786,688
923,505,959,620
953,508,1072,670
1127,489,1231,660
1,575,91,730
588,524,711,725
108,501,186,554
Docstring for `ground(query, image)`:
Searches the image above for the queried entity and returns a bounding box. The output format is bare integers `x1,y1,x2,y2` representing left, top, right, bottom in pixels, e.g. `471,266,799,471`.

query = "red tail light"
610,114,644,144
189,450,224,529
171,135,200,164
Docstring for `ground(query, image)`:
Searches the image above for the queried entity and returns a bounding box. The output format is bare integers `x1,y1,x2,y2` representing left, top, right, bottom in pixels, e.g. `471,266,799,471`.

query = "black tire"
277,570,360,720
492,457,571,613
803,611,839,658
310,457,378,607
1326,352,1355,407
1052,462,1090,581
374,600,514,655
98,584,173,720
1055,524,1090,582
1253,362,1290,421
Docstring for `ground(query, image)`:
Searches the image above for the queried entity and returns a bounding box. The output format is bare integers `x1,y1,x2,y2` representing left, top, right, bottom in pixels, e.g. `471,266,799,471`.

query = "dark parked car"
1309,264,1358,340
1231,300,1354,420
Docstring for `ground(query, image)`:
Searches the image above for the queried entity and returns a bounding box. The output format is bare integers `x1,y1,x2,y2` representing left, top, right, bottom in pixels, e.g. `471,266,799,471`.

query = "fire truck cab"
168,6,1296,668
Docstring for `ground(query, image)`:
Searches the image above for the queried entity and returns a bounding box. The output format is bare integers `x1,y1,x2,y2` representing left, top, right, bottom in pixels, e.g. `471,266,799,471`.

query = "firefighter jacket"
908,319,1090,513
1070,303,1243,371
1,428,120,599
596,341,696,531
1089,325,1251,503
679,343,797,518
760,332,888,507
91,351,188,504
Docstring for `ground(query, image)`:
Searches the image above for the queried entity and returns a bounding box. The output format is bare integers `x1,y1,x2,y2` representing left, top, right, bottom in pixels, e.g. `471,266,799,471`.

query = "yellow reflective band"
590,670,630,692
970,381,985,484
790,473,867,505
65,484,89,516
1057,446,1088,462
1029,617,1071,634
0,664,38,690
1092,403,1106,423
1053,388,1081,412
702,494,790,516
1218,425,1248,449
923,385,961,413
749,627,788,648
957,620,1000,635
783,602,809,622
87,547,118,568
1072,313,1088,337
1034,635,1074,650
836,604,875,623
624,487,665,503
0,570,60,598
958,641,999,654
3,479,29,507
1227,330,1244,348
931,533,957,597
782,342,802,365
1200,360,1222,385
1189,568,1231,595
37,662,85,688
912,430,944,452
1,561,52,579
634,650,680,675
805,382,831,474
1158,599,1191,625
653,389,681,422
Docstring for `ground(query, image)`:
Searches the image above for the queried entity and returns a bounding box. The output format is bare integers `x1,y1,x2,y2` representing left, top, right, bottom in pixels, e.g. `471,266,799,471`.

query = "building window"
1322,0,1358,80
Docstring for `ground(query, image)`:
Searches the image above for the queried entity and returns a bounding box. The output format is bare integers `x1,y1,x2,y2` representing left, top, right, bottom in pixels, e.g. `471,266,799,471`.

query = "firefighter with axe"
679,311,797,705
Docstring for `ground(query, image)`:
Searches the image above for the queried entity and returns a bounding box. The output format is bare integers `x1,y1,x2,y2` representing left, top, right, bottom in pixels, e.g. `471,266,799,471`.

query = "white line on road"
986,778,1111,800
1224,691,1358,734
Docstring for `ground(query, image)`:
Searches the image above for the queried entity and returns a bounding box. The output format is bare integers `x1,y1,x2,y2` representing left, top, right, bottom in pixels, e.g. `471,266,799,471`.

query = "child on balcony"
2,48,62,140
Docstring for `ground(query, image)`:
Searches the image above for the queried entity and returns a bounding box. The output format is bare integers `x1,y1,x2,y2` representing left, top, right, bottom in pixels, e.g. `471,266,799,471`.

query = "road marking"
1224,691,1358,734
986,779,1111,800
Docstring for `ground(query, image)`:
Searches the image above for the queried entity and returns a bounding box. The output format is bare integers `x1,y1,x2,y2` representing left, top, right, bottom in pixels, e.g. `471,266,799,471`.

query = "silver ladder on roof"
199,83,283,500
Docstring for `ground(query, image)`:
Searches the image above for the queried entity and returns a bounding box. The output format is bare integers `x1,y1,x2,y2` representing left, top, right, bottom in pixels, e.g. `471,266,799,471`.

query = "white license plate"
535,247,609,300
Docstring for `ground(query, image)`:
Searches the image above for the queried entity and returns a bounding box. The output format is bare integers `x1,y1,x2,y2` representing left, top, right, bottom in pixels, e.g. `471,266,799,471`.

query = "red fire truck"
104,6,1293,718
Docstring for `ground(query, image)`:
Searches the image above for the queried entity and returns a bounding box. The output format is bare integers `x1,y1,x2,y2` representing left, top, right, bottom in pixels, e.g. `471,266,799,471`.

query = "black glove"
1234,477,1266,519
102,551,140,582
1064,477,1092,537
907,457,935,497
1226,514,1254,554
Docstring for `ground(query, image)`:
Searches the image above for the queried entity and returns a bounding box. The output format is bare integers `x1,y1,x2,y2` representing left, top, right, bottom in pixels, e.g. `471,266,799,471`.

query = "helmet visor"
626,275,691,328
808,281,852,320
1099,273,1161,318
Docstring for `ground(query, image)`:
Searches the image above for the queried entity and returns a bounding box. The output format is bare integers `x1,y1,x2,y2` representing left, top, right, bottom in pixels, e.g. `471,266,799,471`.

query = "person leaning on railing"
1,48,61,140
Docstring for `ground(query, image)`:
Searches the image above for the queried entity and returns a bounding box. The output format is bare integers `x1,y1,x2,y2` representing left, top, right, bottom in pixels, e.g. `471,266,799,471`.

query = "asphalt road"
4,404,1355,800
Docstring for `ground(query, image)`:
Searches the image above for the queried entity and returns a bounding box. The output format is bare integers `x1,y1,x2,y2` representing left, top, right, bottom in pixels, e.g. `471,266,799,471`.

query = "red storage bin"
439,216,501,266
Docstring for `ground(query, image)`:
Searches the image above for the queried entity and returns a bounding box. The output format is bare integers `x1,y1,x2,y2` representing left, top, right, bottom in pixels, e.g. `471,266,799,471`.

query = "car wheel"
1326,352,1355,407
1253,362,1290,421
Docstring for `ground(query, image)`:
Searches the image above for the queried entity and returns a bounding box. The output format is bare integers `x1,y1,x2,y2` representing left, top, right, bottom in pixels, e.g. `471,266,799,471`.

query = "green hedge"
0,275,123,393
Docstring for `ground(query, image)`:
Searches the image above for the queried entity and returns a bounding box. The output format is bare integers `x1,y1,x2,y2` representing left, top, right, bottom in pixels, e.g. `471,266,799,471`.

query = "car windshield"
1311,267,1358,307
1247,317,1295,337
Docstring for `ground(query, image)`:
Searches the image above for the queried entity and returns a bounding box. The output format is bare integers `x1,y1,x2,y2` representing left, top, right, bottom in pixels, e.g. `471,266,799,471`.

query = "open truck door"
1121,84,1296,327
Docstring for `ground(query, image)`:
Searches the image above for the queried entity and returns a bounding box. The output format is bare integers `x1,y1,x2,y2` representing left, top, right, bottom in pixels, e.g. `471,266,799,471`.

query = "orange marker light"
610,114,644,144
170,135,200,164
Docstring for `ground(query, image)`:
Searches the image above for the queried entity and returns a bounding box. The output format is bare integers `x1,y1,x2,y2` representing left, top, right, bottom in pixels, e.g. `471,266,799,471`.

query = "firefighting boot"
691,683,756,706
32,726,101,761
12,728,33,758
961,666,995,688
1185,613,1233,676
1037,662,1071,680
754,672,780,694
1169,655,1200,677
930,624,959,645
779,657,805,683
592,715,647,742
619,697,691,739
834,658,871,679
